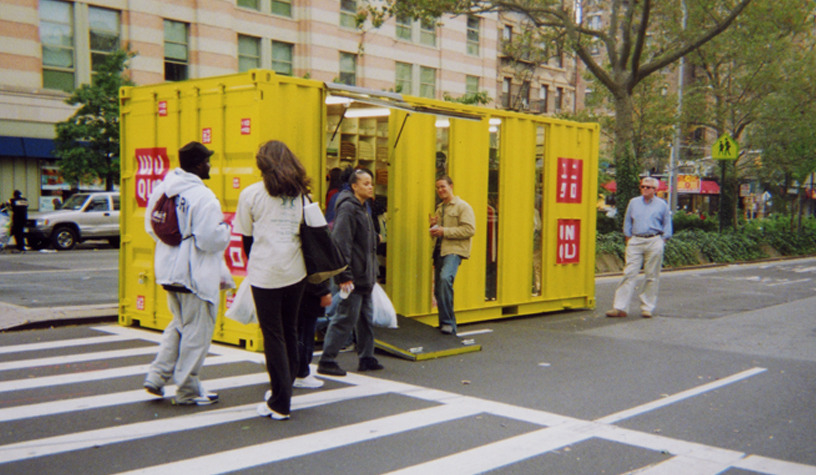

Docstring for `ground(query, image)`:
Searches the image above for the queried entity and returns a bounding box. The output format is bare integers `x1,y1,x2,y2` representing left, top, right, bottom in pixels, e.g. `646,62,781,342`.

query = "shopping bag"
371,283,398,329
225,278,257,325
300,195,347,284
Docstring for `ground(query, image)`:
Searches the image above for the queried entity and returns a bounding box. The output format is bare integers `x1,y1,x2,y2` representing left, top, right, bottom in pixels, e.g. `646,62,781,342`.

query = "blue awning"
0,136,56,159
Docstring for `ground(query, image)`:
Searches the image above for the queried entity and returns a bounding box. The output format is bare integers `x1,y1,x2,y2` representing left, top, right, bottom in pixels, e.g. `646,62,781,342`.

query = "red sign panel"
136,295,145,311
556,219,581,264
240,118,251,135
158,101,167,117
134,148,170,208
233,177,241,189
223,211,247,277
556,158,583,204
202,127,212,144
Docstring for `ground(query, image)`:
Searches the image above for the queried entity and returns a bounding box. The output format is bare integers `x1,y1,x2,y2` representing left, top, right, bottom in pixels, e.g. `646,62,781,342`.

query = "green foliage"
672,210,718,232
598,216,816,270
596,211,618,235
443,91,491,105
54,49,134,191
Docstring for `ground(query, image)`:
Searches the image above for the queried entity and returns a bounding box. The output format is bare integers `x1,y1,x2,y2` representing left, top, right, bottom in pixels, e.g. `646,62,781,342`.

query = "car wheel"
52,226,78,250
108,237,120,248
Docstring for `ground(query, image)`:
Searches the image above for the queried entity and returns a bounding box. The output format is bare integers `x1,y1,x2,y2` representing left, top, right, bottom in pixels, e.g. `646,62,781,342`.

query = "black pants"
252,280,305,415
11,225,24,251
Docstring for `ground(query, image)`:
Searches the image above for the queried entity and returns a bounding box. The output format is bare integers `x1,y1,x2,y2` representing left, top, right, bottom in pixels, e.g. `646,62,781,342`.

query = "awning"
601,179,719,195
601,180,668,193
0,136,56,159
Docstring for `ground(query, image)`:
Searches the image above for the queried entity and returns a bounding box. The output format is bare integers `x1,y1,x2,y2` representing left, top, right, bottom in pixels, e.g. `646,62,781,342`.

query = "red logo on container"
136,295,145,311
222,212,247,276
233,177,241,189
556,158,583,204
202,128,212,144
135,148,170,208
240,118,251,135
158,101,167,117
556,219,580,264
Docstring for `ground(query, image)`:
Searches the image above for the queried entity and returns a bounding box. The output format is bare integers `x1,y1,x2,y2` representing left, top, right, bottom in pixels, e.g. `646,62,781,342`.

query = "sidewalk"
0,302,118,331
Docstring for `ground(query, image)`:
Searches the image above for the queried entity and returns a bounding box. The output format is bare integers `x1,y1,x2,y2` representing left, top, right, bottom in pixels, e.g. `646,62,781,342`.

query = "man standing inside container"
605,176,672,319
143,141,233,405
430,175,475,335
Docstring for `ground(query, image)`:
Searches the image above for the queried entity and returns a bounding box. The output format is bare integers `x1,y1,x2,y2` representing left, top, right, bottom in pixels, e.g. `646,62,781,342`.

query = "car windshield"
60,194,90,211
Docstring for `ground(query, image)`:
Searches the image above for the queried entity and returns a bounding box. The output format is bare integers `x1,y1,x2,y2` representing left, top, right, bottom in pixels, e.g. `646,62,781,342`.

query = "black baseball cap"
179,141,214,170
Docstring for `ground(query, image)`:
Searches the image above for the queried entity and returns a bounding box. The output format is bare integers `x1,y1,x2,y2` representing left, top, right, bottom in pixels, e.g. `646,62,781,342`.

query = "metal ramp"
374,315,481,361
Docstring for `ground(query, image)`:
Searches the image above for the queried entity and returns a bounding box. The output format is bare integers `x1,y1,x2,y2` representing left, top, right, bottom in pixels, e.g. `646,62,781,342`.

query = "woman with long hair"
233,140,312,420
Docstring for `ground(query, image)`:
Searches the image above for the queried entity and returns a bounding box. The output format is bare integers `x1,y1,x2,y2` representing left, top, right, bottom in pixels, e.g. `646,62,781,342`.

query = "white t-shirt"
233,182,306,289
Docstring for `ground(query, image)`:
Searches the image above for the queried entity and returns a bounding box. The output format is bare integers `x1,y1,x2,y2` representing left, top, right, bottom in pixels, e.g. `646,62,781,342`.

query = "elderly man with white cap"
606,176,672,319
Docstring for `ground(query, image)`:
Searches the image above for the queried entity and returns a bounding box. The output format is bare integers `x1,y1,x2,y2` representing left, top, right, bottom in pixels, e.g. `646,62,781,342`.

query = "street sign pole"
712,133,739,232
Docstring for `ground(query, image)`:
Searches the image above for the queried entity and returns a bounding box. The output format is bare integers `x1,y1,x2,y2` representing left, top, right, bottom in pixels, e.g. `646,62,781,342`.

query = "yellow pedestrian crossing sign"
712,133,739,160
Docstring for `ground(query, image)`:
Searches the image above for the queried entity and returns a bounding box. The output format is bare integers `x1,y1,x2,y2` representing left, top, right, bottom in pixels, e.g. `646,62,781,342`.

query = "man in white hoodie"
143,141,233,405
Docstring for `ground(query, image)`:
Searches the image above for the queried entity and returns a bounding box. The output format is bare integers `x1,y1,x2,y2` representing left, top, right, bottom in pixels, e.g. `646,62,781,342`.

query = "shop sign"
222,211,247,276
135,148,170,208
556,158,583,204
677,175,701,194
556,219,580,264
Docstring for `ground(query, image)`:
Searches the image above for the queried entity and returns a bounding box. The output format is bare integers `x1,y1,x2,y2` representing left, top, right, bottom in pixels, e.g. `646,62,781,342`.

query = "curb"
0,303,118,331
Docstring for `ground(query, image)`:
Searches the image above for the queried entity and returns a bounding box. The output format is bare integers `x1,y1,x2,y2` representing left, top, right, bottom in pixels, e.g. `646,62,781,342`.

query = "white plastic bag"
371,283,398,329
225,278,257,325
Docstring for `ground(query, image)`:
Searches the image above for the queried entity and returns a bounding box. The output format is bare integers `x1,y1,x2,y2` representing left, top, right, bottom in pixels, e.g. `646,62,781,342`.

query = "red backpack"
150,193,184,246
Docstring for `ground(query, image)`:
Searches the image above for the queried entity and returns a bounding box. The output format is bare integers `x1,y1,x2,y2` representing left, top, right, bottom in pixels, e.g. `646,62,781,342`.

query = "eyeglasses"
640,185,655,190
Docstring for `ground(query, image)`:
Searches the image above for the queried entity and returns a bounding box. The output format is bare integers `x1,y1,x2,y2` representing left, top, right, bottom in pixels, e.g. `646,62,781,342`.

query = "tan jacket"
434,196,476,259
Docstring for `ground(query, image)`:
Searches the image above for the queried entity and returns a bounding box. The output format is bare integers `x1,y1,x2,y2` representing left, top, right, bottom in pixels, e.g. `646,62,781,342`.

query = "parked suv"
25,192,120,250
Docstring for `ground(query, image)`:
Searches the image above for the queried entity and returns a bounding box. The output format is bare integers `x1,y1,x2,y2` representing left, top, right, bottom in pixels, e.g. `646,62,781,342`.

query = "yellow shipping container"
119,71,599,351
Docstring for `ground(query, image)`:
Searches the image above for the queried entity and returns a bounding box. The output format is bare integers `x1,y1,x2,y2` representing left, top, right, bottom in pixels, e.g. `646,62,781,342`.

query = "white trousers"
145,292,216,402
612,236,665,313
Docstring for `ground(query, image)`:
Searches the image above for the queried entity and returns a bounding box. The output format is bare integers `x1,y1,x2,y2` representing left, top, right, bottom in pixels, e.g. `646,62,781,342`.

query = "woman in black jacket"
317,168,383,376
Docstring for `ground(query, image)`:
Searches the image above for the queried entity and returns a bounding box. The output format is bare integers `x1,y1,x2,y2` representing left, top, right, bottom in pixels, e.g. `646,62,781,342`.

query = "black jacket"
332,189,378,292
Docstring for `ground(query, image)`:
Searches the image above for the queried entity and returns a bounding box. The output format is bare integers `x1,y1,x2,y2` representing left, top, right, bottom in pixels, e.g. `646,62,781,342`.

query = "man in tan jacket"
430,175,476,335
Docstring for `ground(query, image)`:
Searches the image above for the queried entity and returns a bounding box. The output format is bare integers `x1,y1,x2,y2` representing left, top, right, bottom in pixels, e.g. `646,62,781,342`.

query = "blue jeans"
434,254,462,332
319,289,375,364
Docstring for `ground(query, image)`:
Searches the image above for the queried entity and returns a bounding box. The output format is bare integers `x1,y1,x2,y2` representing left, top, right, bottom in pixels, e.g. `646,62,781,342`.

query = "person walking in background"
318,168,383,376
430,176,475,335
233,140,311,421
9,190,28,252
143,141,233,406
325,167,343,205
605,176,673,319
296,281,332,389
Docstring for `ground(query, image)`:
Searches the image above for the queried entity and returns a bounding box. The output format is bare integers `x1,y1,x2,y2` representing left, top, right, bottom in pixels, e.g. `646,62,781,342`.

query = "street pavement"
1,251,815,474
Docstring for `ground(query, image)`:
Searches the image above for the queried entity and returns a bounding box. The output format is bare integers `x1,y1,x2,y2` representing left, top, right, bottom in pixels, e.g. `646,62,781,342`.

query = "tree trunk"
613,93,641,225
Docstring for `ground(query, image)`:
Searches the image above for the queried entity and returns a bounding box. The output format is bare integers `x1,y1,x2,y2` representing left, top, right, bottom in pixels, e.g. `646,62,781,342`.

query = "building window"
339,52,356,86
466,16,480,56
340,0,357,29
551,48,564,68
396,15,412,40
420,19,436,46
271,0,292,16
272,41,294,76
466,75,479,95
89,7,120,73
236,0,259,10
502,24,512,43
521,80,531,109
502,77,511,108
395,62,413,94
164,20,188,81
238,35,260,72
420,66,436,98
40,0,75,92
555,87,563,113
540,85,549,113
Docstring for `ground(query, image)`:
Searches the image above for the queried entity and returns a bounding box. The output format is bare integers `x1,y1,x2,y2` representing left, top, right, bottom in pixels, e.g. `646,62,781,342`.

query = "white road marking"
734,455,816,475
0,346,158,371
595,367,767,424
457,328,493,337
0,334,133,354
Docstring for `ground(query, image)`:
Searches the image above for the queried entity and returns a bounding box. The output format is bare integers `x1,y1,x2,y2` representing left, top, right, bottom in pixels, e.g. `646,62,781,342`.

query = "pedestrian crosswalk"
1,325,815,474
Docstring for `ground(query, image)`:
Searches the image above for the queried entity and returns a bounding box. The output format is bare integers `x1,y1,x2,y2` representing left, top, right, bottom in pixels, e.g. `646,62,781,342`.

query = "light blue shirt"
623,196,672,239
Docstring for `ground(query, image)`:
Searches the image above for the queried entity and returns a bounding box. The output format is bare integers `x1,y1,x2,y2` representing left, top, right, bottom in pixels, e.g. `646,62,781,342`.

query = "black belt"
635,233,661,238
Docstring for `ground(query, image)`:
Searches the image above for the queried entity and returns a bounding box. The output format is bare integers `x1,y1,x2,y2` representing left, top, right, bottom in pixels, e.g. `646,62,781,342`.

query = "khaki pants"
613,236,665,314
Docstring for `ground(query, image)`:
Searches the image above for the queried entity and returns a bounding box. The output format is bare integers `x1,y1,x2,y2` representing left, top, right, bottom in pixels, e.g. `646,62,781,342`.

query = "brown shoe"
605,309,627,318
641,310,653,318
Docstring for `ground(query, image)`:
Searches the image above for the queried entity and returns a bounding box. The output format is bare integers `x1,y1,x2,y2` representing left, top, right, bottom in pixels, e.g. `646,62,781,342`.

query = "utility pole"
668,0,687,215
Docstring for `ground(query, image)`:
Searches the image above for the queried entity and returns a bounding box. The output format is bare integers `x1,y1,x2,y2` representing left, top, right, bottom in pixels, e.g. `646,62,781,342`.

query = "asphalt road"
0,255,815,474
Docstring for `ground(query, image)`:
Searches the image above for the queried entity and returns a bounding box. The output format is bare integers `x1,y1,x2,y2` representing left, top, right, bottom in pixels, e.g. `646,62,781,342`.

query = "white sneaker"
293,374,324,389
264,389,272,401
175,392,219,406
257,402,290,420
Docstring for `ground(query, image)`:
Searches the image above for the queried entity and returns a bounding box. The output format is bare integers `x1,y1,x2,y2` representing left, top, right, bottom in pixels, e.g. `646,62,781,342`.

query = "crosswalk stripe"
0,372,269,422
117,402,485,475
0,384,392,463
733,455,816,475
633,455,740,475
0,346,158,371
0,334,133,355
0,354,248,393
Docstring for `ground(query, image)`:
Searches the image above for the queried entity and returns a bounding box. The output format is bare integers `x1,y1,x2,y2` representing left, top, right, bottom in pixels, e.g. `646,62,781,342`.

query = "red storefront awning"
601,180,719,194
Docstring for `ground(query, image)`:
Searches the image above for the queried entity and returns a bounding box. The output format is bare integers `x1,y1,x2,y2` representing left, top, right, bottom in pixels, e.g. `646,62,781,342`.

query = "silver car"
24,192,120,250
